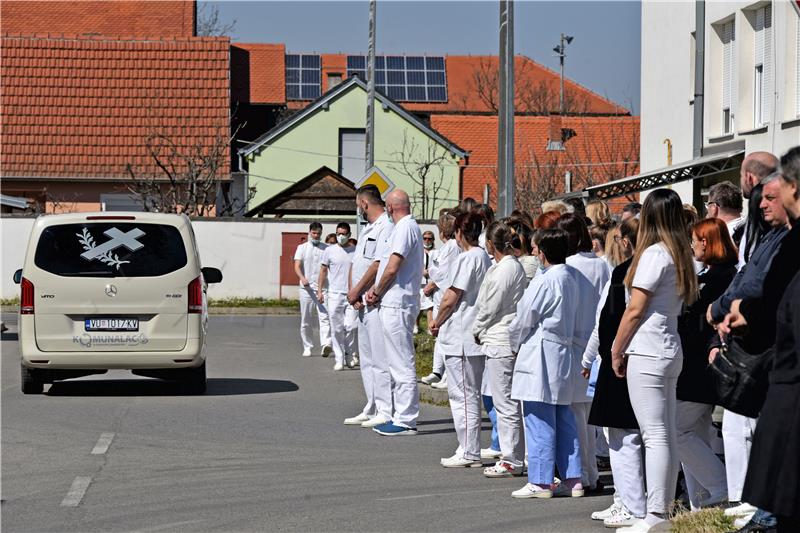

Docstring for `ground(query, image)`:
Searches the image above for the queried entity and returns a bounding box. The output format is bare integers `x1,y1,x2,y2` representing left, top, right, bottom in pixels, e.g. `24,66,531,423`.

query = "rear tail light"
188,276,203,314
21,277,34,315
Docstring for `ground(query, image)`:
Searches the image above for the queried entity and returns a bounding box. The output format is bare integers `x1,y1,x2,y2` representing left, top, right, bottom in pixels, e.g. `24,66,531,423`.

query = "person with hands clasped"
471,221,527,477
610,189,699,533
429,211,493,467
317,222,355,371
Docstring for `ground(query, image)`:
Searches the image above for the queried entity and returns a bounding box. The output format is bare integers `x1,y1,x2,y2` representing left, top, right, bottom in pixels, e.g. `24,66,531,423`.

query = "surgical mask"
424,242,434,250
309,234,320,245
337,234,350,246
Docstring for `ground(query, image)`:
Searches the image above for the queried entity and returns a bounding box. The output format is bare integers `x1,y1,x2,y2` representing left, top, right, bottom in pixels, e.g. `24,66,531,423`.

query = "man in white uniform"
318,222,355,371
366,189,423,436
293,222,331,357
344,185,393,428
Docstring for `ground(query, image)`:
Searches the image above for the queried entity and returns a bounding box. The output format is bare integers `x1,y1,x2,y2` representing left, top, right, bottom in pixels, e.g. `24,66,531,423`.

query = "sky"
204,1,641,113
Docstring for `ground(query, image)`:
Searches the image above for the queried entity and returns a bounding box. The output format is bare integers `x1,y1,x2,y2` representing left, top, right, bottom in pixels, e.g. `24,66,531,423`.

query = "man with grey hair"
366,189,424,436
706,181,744,243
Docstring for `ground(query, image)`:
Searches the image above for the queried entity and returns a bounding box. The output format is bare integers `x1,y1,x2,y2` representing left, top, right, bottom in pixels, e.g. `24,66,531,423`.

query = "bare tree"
125,125,248,217
388,130,455,220
196,3,236,37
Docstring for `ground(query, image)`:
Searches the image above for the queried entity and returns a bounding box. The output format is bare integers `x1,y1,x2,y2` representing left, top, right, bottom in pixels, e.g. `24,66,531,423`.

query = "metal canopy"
584,149,745,200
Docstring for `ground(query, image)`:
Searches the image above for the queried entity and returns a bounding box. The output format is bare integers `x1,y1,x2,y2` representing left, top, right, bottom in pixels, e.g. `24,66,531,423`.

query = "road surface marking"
91,432,115,455
61,476,92,507
377,487,508,502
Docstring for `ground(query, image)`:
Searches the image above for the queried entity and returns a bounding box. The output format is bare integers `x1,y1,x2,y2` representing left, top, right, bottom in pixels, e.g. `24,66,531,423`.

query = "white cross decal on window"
80,227,145,261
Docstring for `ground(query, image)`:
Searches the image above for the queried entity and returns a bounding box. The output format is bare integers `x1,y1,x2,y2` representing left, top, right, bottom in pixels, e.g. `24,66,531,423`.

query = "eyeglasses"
423,237,435,241
613,235,624,242
704,201,718,209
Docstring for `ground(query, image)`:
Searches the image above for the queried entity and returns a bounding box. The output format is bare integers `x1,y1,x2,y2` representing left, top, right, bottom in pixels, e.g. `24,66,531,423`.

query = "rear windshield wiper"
56,271,117,277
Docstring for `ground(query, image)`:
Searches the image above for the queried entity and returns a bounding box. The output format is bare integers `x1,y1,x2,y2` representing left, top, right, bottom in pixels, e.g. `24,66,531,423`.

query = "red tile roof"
430,114,640,210
231,43,286,105
0,1,196,39
1,34,231,181
240,47,629,115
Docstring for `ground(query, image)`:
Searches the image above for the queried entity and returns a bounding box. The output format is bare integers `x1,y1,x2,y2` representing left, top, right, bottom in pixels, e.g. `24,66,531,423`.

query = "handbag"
709,336,772,418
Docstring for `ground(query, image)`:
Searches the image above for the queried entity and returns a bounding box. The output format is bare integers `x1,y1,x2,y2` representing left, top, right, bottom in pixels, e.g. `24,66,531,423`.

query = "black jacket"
588,258,639,429
677,262,737,404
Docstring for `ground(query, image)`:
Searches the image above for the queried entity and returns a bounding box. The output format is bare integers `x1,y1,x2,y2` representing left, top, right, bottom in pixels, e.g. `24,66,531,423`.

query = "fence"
0,216,439,301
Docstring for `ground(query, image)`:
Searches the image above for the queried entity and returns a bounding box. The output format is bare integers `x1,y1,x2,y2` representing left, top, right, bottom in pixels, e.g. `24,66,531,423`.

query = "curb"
419,382,449,406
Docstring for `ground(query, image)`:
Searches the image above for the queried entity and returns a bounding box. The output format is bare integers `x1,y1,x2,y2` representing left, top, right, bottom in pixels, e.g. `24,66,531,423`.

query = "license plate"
85,318,139,331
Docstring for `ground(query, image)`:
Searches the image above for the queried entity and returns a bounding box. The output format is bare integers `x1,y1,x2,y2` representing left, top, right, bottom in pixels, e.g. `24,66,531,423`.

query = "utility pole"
553,33,573,114
497,0,515,217
365,0,376,170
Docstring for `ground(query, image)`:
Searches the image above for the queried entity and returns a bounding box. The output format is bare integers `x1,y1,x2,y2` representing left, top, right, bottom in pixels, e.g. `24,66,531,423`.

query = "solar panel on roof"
345,54,447,103
286,53,321,100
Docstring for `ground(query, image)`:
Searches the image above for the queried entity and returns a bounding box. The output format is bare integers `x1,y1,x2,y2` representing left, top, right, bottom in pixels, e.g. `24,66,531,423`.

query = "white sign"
355,166,395,199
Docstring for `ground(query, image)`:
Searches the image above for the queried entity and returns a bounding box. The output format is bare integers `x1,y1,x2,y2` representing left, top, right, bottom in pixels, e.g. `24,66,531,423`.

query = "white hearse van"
13,212,222,394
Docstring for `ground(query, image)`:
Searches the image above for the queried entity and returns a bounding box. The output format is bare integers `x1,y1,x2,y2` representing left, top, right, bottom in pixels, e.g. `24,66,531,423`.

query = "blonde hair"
604,227,625,267
624,190,698,305
540,200,571,215
586,200,612,227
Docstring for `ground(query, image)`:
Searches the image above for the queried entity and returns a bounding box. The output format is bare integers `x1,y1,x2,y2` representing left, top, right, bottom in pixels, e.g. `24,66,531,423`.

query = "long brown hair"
624,189,698,305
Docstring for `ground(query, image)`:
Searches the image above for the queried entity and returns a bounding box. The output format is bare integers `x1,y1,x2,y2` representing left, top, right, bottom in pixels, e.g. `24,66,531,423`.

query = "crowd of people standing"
291,145,800,533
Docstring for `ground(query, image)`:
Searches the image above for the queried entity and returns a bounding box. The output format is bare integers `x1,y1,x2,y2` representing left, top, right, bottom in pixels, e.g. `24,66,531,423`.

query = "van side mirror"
13,269,22,285
201,267,223,284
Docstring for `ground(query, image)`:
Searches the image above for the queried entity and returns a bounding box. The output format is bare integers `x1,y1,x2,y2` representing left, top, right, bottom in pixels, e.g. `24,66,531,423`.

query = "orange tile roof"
430,114,640,210
231,43,286,105
1,34,231,180
243,47,629,115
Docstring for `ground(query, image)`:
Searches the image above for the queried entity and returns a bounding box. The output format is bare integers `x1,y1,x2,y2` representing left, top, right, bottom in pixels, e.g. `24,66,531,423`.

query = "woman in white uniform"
611,189,698,533
430,211,492,467
558,213,611,494
508,228,584,499
472,221,528,477
420,209,461,388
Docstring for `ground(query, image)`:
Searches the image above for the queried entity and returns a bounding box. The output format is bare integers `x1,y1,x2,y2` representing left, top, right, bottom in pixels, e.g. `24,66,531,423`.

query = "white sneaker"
302,348,312,357
733,516,754,529
724,502,758,517
321,345,332,357
420,373,441,385
511,483,552,499
604,507,636,528
617,518,671,532
333,363,344,371
343,413,370,425
431,376,448,389
351,355,359,367
483,460,524,478
440,454,482,468
360,415,390,428
480,447,502,460
592,502,622,521
345,354,356,368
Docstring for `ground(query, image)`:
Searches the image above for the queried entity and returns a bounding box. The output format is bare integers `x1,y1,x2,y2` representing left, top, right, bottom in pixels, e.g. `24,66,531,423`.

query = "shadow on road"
46,378,299,397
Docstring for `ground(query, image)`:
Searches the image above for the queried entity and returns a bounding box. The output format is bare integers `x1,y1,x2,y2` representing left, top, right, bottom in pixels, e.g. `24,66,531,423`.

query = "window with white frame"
722,20,736,134
753,5,772,127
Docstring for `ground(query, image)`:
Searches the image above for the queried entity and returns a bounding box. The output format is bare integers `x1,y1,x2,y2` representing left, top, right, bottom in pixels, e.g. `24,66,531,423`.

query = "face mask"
358,205,369,224
337,234,350,246
424,242,434,250
309,234,320,245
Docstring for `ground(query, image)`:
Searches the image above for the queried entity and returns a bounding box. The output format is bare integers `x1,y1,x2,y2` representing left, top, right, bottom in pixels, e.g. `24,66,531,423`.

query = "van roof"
34,212,191,228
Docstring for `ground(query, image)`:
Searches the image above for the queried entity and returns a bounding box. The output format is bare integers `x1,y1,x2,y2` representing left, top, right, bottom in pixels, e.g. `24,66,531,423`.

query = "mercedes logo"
105,284,118,298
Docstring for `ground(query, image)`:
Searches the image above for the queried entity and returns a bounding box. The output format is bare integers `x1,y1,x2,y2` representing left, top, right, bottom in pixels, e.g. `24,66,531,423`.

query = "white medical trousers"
484,356,524,466
626,354,682,515
379,305,420,429
431,304,446,376
444,354,485,461
326,292,349,365
606,427,647,518
676,400,728,509
571,402,600,488
299,285,331,351
722,409,757,502
357,305,392,419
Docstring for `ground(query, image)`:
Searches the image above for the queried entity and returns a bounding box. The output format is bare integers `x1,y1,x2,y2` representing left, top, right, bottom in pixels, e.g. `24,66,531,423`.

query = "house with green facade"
239,76,467,219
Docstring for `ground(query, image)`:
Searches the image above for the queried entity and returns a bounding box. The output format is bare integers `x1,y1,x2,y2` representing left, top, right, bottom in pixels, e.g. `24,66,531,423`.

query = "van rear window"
34,223,187,277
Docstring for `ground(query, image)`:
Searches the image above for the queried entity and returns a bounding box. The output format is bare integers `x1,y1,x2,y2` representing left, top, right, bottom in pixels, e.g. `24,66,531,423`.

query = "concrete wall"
640,0,800,204
1,217,440,301
245,83,463,219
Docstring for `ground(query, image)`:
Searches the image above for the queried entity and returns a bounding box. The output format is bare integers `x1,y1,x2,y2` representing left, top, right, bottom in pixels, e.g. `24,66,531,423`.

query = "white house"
618,0,799,205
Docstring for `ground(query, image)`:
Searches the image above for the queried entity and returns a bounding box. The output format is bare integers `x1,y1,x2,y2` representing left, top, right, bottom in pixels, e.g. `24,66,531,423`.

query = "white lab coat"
509,264,580,405
428,238,461,307
437,246,493,356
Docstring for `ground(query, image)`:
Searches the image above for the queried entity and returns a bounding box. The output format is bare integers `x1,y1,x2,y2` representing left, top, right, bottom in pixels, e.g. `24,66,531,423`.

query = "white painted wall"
641,0,800,204
1,217,440,301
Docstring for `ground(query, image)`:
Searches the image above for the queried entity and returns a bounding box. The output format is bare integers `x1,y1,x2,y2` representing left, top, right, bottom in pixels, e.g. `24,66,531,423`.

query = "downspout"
692,0,705,210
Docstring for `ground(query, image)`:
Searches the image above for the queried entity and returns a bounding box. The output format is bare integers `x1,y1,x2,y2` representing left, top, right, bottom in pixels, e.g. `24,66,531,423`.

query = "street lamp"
553,33,573,114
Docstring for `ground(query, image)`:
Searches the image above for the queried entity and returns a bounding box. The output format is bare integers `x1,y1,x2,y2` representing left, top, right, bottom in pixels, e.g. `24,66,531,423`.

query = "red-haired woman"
675,218,738,511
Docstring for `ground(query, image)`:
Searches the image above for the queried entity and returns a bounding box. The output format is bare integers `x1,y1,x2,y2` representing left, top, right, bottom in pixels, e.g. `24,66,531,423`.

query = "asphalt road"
2,313,612,532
